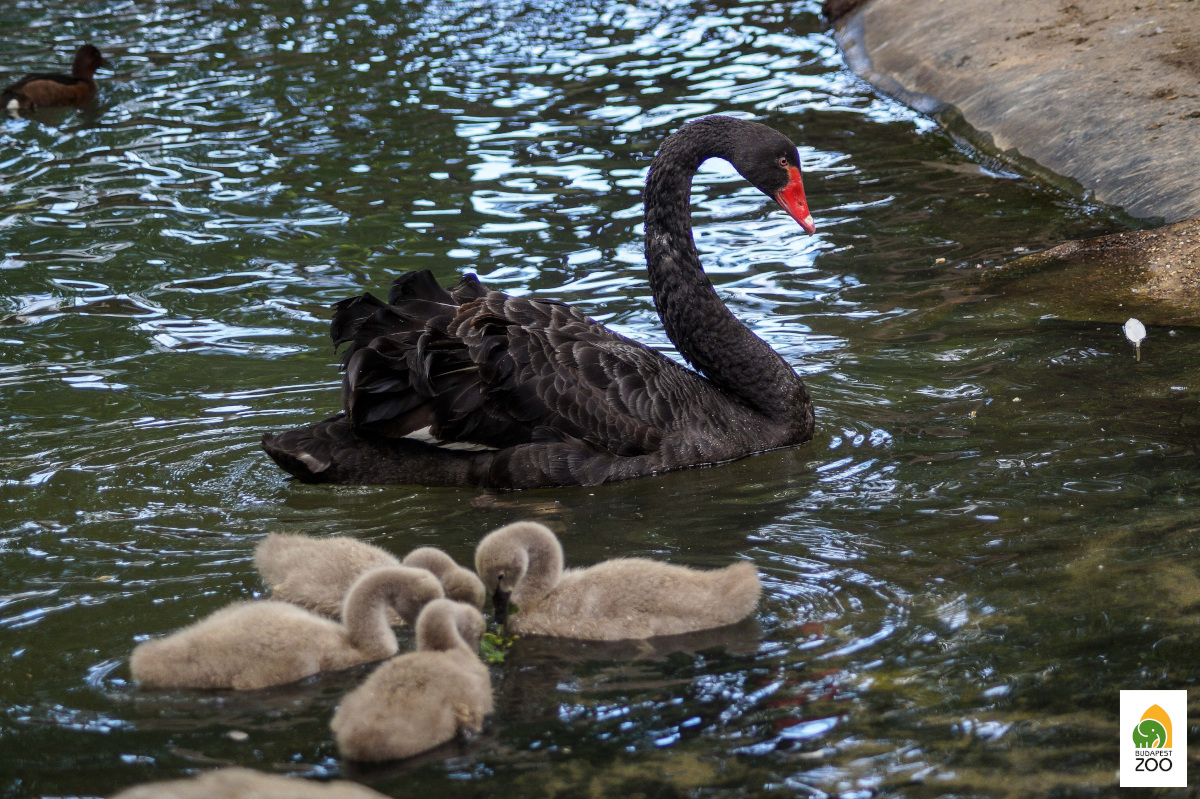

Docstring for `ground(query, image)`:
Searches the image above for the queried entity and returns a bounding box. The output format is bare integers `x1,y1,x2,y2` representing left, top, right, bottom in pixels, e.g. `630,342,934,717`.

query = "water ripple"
0,0,1167,796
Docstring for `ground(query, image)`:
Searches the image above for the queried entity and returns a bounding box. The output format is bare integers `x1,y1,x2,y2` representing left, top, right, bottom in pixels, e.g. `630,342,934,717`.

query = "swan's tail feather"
332,271,462,364
262,414,479,485
263,269,643,487
342,320,487,440
331,295,424,368
329,271,480,442
388,269,457,306
450,273,488,302
344,343,431,433
261,419,339,482
329,271,541,452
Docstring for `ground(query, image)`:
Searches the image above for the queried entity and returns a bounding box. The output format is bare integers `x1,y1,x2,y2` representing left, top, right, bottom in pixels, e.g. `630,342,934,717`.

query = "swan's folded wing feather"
449,292,697,455
332,271,712,456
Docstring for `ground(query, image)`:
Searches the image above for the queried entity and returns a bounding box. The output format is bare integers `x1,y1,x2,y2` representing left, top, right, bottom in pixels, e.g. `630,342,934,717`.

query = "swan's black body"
263,116,816,489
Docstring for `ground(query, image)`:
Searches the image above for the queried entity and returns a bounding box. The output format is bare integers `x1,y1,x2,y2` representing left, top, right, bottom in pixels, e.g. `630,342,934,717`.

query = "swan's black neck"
643,117,808,420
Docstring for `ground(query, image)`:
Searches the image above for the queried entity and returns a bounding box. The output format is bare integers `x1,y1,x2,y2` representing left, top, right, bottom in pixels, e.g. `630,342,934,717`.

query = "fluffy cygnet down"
331,599,492,762
255,533,400,617
254,534,484,620
110,767,388,799
402,546,486,609
474,522,761,640
130,566,443,690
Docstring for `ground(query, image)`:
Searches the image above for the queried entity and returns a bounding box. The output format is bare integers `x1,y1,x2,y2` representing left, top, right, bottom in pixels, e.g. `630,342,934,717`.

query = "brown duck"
3,45,106,112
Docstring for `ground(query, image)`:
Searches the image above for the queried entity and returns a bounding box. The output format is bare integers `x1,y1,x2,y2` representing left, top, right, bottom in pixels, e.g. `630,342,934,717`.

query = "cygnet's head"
473,521,557,625
416,598,487,652
403,546,486,610
442,568,486,610
345,565,445,627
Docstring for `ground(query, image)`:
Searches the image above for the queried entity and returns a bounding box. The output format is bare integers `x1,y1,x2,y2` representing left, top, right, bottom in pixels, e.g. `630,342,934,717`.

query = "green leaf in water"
480,631,517,664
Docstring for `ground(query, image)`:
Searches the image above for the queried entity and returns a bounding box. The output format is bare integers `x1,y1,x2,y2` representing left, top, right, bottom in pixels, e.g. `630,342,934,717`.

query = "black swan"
2,45,106,112
263,115,816,490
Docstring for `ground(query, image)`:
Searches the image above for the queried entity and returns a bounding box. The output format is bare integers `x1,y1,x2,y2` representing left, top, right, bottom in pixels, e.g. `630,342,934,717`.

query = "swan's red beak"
775,166,816,235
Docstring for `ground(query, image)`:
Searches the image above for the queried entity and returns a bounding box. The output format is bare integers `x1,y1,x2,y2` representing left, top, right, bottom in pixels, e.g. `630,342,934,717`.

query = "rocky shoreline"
977,217,1200,326
828,0,1199,323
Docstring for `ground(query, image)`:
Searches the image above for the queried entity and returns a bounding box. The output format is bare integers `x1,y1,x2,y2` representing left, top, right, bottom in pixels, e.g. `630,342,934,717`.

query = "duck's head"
74,44,108,75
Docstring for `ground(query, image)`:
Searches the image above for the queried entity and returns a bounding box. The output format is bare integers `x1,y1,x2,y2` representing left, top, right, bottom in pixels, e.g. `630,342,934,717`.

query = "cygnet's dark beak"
492,586,512,626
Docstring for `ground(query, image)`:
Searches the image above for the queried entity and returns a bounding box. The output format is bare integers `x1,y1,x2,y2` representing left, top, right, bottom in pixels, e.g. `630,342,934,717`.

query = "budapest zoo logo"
1131,704,1174,773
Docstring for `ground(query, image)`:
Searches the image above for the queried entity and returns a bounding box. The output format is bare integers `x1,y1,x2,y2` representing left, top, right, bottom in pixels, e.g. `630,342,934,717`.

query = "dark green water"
2,0,1197,796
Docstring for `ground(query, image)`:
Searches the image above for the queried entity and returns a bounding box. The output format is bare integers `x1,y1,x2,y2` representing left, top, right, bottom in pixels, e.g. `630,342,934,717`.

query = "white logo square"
1120,689,1188,787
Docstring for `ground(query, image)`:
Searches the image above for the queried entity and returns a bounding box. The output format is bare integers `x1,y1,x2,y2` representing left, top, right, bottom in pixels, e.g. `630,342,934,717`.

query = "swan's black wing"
332,270,716,457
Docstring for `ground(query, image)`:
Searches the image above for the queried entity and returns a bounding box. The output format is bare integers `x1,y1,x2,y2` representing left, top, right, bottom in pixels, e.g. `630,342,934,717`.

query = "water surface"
2,0,1197,796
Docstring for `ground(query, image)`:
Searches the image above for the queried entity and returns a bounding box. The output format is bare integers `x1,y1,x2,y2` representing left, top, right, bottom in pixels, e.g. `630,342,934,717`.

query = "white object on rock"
1123,318,1147,361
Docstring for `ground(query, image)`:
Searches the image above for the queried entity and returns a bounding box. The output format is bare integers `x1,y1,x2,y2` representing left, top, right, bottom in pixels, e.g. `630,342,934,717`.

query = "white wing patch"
403,426,498,452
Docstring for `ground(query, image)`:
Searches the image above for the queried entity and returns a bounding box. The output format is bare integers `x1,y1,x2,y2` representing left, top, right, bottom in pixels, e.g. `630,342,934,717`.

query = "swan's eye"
778,156,788,167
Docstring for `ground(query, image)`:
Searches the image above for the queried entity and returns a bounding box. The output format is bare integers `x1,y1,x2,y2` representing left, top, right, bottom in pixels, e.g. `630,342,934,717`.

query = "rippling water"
3,0,1197,796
